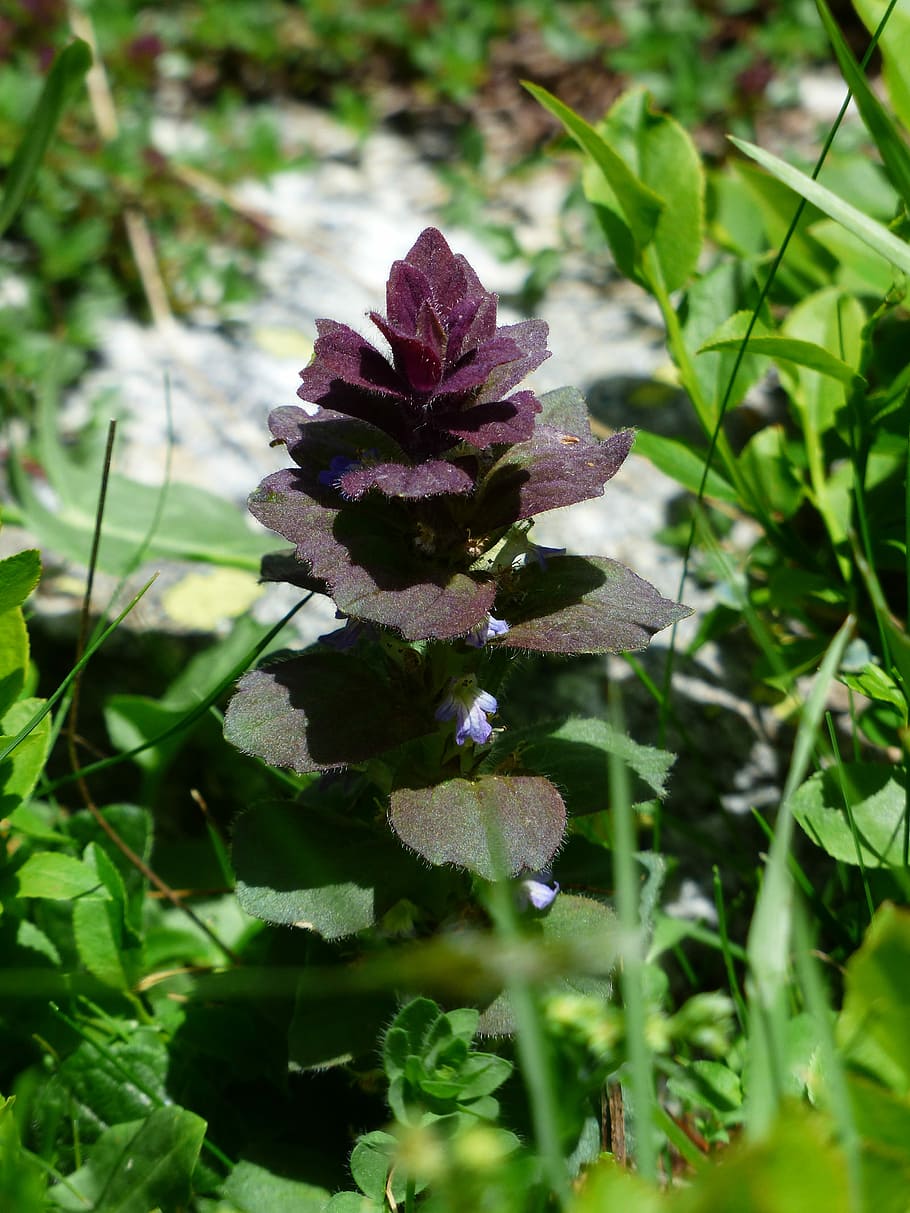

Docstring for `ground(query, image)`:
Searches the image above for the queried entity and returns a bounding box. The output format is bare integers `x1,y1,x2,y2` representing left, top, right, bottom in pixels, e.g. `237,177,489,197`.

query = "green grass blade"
608,681,657,1180
0,40,91,238
792,901,864,1211
816,0,910,209
0,576,156,764
730,137,910,276
745,614,855,1139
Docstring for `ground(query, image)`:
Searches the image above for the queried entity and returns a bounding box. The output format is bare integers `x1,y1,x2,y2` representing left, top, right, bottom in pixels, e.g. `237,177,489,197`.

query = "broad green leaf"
350,1131,401,1203
839,902,910,1095
0,40,92,238
852,0,910,135
840,663,908,720
586,88,704,291
666,1060,743,1123
485,716,676,816
221,1160,330,1213
731,137,910,276
16,851,110,901
478,894,616,1034
50,1105,206,1213
42,1024,170,1147
233,800,433,939
73,898,129,989
390,775,566,878
0,550,40,614
737,426,805,519
72,843,132,988
816,0,910,209
792,762,909,866
679,262,770,424
0,698,51,814
779,286,864,454
632,430,739,505
845,1073,910,1213
0,608,29,720
524,83,664,250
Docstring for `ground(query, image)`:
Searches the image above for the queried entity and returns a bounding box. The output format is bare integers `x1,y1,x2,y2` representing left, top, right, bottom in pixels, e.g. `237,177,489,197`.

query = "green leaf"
816,0,910,211
16,852,110,901
72,844,132,988
678,262,771,428
0,608,29,720
390,775,566,879
0,1097,45,1213
632,430,739,504
0,550,41,614
700,326,864,387
221,1160,331,1213
0,40,92,239
73,898,129,989
524,83,664,250
350,1131,400,1203
49,1106,206,1213
233,800,431,939
586,88,704,291
736,426,805,520
43,1024,171,1147
485,717,675,816
852,0,910,135
844,1074,910,1213
792,762,909,867
730,137,910,277
0,698,51,814
839,903,910,1095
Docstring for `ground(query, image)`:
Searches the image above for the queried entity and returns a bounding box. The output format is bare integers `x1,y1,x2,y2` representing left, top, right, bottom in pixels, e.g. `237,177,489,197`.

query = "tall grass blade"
0,40,91,238
730,138,910,275
608,680,657,1179
816,0,910,207
745,614,854,1139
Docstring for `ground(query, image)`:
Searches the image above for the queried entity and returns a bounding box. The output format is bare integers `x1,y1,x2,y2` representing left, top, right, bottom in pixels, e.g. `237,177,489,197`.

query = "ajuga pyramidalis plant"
225,228,689,895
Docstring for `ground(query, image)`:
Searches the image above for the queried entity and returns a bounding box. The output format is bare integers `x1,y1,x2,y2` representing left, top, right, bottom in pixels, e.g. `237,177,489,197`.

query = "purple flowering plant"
225,228,689,934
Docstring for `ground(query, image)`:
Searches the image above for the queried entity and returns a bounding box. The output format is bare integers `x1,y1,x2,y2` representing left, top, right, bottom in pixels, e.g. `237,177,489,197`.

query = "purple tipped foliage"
252,229,661,644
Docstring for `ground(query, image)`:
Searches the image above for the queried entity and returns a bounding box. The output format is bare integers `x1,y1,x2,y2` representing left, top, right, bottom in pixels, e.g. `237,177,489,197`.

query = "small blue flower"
464,614,510,648
435,675,498,746
519,876,560,910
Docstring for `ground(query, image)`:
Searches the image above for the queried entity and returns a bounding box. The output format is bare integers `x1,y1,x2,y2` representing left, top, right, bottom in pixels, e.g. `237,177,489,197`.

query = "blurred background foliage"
0,0,835,406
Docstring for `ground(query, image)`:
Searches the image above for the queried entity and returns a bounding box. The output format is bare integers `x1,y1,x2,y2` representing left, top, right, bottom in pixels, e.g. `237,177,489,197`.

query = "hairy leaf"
498,556,690,653
225,652,434,772
390,775,566,878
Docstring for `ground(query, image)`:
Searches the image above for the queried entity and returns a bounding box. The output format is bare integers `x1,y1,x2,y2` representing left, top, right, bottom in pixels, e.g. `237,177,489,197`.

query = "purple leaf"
338,459,474,500
438,391,541,448
390,775,566,878
480,427,634,527
249,469,496,640
497,555,691,653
